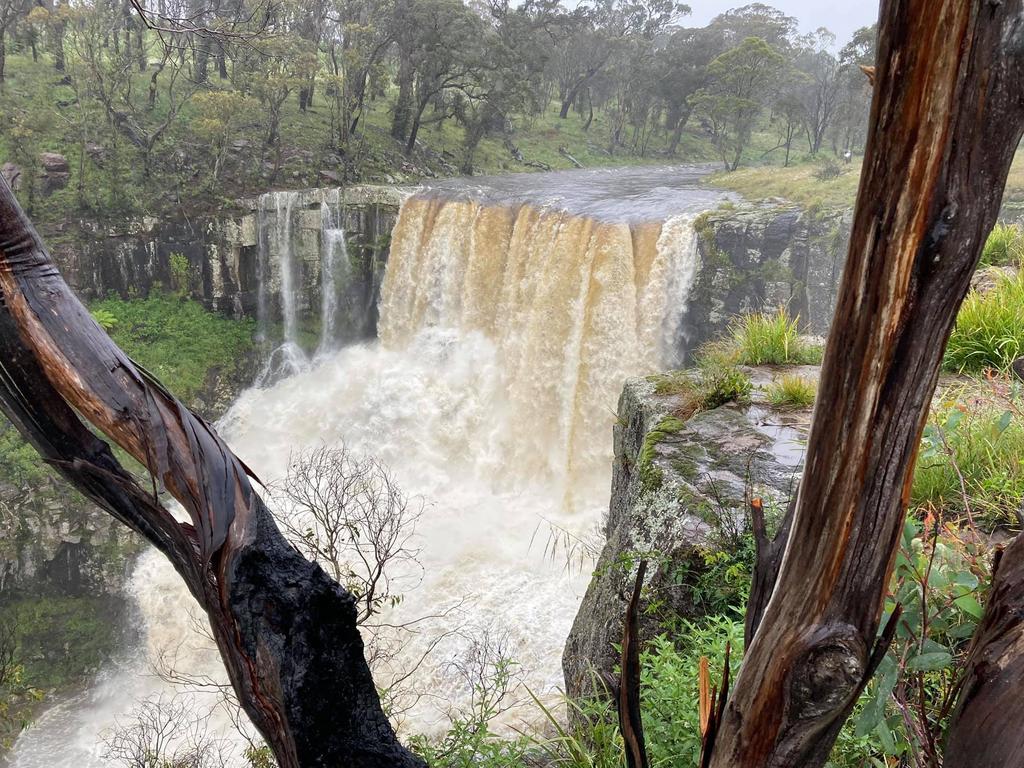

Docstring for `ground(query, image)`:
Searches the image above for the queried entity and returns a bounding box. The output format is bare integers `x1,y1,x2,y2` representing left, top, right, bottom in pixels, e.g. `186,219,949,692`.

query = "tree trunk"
391,51,414,141
0,176,425,768
404,97,428,156
0,29,6,83
705,3,1024,767
946,533,1024,765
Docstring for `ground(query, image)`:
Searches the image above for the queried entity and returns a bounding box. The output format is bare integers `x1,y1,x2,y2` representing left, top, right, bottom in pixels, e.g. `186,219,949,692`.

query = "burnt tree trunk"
0,179,425,768
706,2,1024,767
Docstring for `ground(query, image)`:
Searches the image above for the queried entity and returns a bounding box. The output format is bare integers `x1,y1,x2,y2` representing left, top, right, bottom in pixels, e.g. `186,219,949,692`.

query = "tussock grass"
944,271,1024,373
727,307,821,366
766,375,817,408
981,223,1024,267
912,400,1024,528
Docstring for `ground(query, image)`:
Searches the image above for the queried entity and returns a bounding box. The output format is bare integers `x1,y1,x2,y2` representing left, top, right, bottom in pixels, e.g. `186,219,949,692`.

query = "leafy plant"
944,270,1024,372
89,307,118,331
766,374,817,408
850,516,987,767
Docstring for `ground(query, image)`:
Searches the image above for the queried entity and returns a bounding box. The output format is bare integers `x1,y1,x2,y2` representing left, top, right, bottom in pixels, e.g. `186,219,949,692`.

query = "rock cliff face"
562,367,816,700
49,185,406,341
682,203,850,356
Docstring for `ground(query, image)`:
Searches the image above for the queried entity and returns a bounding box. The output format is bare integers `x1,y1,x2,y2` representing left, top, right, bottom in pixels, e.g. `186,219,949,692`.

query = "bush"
766,375,817,408
981,222,1024,267
727,307,820,366
944,270,1024,372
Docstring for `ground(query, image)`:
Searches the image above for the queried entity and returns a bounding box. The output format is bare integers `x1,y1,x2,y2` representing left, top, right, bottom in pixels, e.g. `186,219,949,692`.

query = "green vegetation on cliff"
90,294,257,404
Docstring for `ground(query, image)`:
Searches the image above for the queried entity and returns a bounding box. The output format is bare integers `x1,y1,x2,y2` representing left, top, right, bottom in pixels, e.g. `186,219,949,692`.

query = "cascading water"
318,188,349,355
9,165,728,767
256,190,308,382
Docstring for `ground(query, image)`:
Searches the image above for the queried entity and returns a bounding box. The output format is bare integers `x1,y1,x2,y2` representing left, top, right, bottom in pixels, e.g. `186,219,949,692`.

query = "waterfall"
379,196,703,496
10,170,722,767
318,188,349,356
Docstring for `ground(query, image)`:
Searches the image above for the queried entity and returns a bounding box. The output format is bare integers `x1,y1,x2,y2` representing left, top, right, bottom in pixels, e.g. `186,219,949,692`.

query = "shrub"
813,155,844,181
89,307,118,331
980,222,1024,267
944,270,1024,372
766,375,817,408
728,307,819,366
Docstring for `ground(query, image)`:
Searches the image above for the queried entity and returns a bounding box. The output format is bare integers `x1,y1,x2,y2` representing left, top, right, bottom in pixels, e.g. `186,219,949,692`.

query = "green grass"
912,401,1024,527
766,375,817,408
723,307,821,367
981,222,1024,267
707,162,862,209
89,294,256,402
944,270,1024,373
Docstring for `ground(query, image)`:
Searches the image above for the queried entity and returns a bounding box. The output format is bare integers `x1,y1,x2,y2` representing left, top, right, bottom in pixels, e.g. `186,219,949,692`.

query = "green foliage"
725,306,820,366
912,398,1024,527
980,223,1024,267
766,374,817,408
691,37,787,171
168,252,190,295
944,270,1024,373
1,596,124,690
639,619,744,767
696,358,754,409
845,517,987,765
89,307,118,331
89,294,256,403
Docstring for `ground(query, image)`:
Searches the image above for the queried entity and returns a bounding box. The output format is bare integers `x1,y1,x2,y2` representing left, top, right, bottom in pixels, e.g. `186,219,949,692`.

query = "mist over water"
9,166,725,766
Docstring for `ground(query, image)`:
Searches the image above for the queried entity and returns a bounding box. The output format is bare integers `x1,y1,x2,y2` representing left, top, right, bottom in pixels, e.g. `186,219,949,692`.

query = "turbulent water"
9,165,726,767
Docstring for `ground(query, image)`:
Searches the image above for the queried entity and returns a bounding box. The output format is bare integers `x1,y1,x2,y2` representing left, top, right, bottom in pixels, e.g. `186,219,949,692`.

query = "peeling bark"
0,177,424,768
708,2,1024,766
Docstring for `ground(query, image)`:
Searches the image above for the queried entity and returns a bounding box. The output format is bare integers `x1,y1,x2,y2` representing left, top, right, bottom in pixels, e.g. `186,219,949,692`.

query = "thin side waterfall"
318,188,349,356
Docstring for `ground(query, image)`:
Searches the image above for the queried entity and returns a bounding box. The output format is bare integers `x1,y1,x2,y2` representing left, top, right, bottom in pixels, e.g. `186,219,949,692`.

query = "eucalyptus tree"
690,36,785,171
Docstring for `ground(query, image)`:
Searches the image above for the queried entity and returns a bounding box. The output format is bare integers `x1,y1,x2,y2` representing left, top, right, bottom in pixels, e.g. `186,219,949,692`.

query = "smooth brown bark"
0,177,424,768
709,3,1024,767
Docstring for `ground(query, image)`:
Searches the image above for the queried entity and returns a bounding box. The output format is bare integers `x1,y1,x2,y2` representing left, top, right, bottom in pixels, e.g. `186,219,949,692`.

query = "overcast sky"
687,1,880,47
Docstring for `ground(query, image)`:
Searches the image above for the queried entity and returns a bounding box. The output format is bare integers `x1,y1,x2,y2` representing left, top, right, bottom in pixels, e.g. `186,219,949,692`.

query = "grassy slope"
710,145,1024,210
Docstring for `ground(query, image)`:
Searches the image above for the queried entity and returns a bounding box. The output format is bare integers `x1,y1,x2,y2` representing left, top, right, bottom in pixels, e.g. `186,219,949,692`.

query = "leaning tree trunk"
0,178,425,768
704,2,1024,767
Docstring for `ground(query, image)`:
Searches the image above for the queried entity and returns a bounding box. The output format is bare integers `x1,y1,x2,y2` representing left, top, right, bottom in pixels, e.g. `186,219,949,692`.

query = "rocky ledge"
562,366,817,700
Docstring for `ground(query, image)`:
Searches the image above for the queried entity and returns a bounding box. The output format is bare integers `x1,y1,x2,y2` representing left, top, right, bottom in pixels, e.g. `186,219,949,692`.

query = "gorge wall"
50,184,406,345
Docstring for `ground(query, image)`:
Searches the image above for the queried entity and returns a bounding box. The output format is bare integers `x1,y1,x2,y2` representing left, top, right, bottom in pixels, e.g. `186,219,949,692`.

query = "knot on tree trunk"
789,629,865,722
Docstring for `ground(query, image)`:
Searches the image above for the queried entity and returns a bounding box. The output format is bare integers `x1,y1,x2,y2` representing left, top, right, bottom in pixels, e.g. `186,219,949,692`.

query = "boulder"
562,372,811,701
38,152,70,194
971,265,1018,294
39,152,70,173
1,162,22,190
